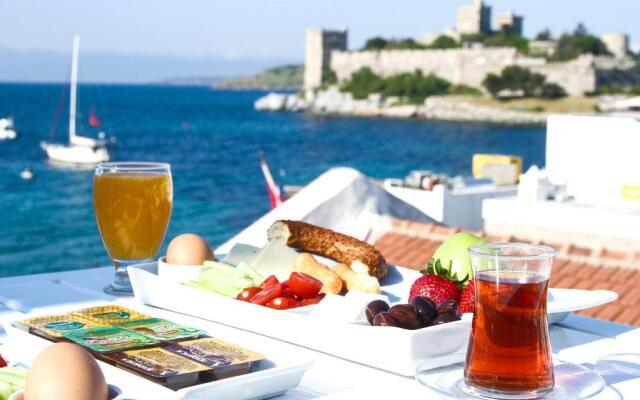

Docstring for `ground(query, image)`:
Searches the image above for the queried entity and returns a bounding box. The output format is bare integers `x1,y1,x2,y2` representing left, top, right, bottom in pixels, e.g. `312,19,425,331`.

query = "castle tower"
601,33,629,59
496,11,523,35
457,0,492,35
304,28,348,90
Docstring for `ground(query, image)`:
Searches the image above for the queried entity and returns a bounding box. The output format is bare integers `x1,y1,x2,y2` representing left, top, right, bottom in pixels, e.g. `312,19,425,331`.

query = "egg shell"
25,343,108,400
166,233,214,265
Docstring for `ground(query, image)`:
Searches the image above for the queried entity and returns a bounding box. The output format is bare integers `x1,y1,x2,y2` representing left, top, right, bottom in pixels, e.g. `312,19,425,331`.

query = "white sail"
41,34,109,164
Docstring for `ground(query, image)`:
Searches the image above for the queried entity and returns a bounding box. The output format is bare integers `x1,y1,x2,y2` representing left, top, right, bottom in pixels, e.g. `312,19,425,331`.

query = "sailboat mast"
69,35,79,141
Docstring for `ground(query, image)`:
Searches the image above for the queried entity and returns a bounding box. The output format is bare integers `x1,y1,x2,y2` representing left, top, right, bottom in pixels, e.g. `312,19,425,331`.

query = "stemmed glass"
94,162,173,295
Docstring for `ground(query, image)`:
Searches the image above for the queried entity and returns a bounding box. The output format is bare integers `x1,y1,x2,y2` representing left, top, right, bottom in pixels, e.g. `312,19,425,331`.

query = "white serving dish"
4,313,312,400
158,256,203,284
129,258,619,377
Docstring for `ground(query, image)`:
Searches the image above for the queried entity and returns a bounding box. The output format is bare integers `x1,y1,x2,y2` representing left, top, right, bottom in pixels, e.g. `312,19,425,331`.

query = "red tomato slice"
288,272,322,299
0,354,6,368
260,275,280,289
299,296,324,307
266,296,300,310
250,284,283,305
235,287,261,302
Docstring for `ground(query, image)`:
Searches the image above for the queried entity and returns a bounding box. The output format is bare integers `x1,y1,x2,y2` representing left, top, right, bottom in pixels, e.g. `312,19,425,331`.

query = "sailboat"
40,35,110,164
0,117,17,140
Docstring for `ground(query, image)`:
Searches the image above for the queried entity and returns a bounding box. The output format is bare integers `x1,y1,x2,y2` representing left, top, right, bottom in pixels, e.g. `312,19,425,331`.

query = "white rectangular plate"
3,308,312,400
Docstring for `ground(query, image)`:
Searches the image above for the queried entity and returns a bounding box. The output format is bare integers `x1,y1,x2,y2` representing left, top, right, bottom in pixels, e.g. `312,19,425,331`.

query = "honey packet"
71,305,150,326
63,326,158,352
18,314,98,340
115,318,204,342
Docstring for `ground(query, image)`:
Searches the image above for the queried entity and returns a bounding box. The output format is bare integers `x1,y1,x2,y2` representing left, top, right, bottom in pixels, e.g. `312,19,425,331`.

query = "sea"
0,83,545,277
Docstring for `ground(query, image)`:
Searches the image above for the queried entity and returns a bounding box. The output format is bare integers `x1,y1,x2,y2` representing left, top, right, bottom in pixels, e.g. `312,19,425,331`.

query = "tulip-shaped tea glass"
464,243,556,399
94,162,173,295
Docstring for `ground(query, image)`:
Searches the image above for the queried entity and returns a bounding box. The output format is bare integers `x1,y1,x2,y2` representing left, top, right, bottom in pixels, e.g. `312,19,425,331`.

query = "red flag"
89,107,101,127
259,152,283,209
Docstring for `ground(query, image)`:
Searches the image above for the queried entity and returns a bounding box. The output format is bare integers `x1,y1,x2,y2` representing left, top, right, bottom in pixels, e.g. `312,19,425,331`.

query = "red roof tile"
566,244,592,257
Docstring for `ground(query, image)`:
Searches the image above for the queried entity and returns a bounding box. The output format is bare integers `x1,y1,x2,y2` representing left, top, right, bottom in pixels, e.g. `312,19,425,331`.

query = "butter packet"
115,318,204,342
18,314,98,339
164,337,264,367
71,305,150,325
63,326,158,352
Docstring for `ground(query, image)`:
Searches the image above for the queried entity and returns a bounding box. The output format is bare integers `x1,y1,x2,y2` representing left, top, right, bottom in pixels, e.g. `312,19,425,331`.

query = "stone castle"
304,0,632,96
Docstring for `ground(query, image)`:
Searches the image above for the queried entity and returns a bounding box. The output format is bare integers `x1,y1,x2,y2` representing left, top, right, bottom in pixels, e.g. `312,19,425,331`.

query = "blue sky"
1,0,638,82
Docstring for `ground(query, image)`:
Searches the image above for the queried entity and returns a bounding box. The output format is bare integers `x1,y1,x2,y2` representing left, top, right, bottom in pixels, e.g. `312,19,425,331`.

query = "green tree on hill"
553,23,610,61
340,68,451,103
535,29,552,41
428,35,460,49
363,37,388,50
483,66,567,99
362,37,426,50
340,67,384,99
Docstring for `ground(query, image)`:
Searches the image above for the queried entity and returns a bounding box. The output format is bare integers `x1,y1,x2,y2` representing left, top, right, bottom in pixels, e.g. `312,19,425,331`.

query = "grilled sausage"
267,220,388,282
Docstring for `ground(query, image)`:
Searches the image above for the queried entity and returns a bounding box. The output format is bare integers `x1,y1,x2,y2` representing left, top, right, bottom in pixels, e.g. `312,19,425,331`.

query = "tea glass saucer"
416,357,605,399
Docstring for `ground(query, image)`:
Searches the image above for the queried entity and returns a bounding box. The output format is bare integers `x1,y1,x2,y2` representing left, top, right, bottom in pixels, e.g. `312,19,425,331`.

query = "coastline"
254,87,602,126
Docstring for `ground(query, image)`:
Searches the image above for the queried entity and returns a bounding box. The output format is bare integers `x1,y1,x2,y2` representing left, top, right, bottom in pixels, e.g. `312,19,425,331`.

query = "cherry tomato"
250,283,283,305
0,354,6,368
266,296,301,310
260,275,280,289
235,287,261,302
299,296,324,307
288,272,322,299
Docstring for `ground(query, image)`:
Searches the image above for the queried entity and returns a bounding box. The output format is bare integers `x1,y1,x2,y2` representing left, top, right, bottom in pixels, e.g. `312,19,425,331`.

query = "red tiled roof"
374,221,640,327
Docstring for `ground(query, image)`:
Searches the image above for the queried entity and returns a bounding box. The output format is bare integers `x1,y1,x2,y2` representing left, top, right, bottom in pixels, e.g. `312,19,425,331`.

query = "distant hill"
158,76,225,86
214,64,303,90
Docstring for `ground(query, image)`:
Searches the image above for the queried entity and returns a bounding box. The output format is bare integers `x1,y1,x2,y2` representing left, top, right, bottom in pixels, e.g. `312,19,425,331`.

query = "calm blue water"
0,83,545,277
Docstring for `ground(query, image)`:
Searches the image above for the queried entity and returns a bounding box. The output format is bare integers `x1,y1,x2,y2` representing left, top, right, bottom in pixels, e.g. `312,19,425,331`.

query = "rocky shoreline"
254,87,548,125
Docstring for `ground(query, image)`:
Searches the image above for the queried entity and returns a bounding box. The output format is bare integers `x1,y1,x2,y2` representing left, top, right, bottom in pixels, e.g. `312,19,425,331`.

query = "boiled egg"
166,233,214,265
25,342,108,400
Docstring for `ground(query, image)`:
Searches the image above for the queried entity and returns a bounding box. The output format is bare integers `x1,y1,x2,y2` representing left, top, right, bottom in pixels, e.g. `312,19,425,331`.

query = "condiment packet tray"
2,308,312,400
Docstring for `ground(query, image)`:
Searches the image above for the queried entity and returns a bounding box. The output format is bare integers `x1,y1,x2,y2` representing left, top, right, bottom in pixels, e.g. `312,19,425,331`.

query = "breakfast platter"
127,220,618,377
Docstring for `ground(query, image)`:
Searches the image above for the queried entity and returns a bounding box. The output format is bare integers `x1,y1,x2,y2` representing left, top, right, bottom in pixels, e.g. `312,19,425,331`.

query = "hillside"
214,64,303,90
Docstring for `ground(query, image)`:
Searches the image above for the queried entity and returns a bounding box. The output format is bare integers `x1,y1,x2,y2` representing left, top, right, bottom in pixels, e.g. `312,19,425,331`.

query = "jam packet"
17,314,98,340
71,305,150,326
115,318,204,342
164,337,264,367
63,326,158,352
105,347,210,388
164,337,264,380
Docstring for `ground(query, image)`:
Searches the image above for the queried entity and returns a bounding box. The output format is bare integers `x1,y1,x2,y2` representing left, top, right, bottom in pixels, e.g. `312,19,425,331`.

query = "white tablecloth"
0,266,638,399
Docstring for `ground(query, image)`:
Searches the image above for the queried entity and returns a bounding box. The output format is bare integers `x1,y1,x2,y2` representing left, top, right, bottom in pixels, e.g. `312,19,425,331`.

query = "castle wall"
329,48,596,96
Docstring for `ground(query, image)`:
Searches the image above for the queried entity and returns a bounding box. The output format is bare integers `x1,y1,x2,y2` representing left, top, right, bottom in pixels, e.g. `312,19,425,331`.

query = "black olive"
372,311,400,327
366,300,390,324
432,312,461,325
412,296,438,326
436,300,459,315
388,304,422,330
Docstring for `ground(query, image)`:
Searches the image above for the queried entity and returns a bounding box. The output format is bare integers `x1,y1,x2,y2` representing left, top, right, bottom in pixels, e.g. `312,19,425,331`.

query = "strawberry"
408,259,466,304
459,280,475,313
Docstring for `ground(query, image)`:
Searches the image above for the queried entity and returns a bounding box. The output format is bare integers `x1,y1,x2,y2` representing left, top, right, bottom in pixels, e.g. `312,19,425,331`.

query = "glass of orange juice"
94,162,173,295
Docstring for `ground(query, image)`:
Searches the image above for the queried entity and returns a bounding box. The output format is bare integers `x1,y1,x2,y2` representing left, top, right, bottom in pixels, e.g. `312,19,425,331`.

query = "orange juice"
94,172,172,262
